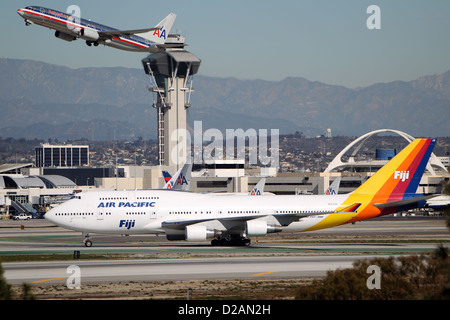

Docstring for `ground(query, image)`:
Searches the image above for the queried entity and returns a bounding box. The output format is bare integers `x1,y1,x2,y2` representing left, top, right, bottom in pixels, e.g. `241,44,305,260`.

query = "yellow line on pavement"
252,271,275,277
32,277,66,284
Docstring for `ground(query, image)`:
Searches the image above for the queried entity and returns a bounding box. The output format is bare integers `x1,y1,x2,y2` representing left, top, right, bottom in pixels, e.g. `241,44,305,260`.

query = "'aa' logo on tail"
176,174,189,186
394,171,410,182
152,28,167,39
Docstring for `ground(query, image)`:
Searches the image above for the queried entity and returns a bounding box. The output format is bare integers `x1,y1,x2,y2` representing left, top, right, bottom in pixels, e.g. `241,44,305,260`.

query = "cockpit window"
70,195,81,200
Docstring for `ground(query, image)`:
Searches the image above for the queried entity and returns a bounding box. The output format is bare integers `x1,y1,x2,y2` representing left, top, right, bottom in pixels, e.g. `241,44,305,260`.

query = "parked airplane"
17,6,181,52
162,164,192,191
44,139,437,247
326,177,341,195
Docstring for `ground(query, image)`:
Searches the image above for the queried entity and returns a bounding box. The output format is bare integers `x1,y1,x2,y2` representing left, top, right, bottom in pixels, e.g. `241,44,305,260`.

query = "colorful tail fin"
140,13,176,44
162,171,172,183
337,138,436,220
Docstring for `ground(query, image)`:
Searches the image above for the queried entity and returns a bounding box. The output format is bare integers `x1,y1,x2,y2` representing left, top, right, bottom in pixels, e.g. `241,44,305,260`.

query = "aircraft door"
97,210,104,220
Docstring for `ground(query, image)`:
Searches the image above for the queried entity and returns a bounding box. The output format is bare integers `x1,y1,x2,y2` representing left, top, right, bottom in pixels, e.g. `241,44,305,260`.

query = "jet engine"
185,225,218,242
245,220,282,237
80,28,99,41
54,31,76,42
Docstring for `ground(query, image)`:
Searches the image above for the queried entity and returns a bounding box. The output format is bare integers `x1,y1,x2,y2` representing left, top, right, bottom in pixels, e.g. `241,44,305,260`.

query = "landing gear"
86,41,99,47
84,239,92,247
211,237,251,246
83,233,92,247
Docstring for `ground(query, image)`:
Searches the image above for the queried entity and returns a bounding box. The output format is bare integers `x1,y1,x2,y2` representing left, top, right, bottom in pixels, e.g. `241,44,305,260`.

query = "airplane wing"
98,27,159,39
161,210,338,231
335,203,361,213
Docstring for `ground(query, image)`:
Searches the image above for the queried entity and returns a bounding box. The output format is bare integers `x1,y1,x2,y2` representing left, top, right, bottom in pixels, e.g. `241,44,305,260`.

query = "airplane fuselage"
18,6,165,52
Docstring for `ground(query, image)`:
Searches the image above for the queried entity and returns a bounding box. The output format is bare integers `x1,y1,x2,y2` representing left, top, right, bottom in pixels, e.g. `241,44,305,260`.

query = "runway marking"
252,271,276,277
32,277,66,284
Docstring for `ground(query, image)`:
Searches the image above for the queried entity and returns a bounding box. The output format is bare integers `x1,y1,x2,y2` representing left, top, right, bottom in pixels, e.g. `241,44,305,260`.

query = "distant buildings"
35,144,89,167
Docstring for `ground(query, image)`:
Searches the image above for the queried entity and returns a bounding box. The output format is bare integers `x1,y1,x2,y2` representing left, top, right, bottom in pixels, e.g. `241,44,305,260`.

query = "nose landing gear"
83,233,92,247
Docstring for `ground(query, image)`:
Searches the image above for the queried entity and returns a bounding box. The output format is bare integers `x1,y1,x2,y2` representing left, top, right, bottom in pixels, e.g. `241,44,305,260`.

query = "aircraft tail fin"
162,171,172,183
163,168,181,189
326,177,341,195
336,138,436,219
249,178,266,195
140,13,176,44
162,163,192,191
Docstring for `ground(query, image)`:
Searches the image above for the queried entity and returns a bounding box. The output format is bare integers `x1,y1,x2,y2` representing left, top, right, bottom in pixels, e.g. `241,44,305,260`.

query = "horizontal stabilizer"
373,195,438,208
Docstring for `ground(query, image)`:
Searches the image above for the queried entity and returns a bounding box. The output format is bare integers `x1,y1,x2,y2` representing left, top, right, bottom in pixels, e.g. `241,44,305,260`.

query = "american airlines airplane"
17,6,181,52
44,139,437,247
162,164,192,191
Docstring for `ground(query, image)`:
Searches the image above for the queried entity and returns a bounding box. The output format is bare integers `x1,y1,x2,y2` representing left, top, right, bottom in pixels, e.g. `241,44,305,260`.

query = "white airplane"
17,6,182,52
44,139,437,247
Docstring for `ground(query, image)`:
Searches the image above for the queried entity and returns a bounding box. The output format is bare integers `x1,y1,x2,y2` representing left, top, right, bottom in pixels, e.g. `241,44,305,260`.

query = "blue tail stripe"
403,139,436,197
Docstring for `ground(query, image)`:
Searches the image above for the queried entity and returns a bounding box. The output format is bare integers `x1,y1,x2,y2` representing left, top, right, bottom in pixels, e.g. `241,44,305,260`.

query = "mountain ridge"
0,58,448,140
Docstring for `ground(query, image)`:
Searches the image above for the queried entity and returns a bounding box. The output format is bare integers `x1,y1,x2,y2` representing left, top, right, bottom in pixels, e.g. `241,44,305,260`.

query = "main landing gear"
83,233,92,247
86,40,99,47
211,237,251,246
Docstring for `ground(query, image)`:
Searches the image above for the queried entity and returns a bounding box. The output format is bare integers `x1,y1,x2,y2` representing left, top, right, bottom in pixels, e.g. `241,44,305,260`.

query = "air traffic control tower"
142,49,201,171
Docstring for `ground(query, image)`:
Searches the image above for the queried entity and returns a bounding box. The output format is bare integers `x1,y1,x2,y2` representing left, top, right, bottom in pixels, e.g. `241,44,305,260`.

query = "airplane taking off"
17,6,181,52
45,139,437,247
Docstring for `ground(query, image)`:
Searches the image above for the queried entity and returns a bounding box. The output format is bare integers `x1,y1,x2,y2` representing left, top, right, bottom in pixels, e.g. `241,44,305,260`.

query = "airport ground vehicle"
13,213,32,220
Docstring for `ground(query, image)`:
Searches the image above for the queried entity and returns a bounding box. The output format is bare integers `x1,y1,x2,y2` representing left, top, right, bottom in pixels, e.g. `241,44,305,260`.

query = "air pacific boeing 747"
45,139,437,247
17,6,181,52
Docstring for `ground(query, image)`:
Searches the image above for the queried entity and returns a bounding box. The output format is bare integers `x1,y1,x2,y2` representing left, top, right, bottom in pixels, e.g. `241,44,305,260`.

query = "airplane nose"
44,208,57,224
17,9,25,17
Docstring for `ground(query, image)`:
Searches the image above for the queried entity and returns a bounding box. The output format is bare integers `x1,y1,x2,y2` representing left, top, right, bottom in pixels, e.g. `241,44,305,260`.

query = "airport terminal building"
35,144,89,167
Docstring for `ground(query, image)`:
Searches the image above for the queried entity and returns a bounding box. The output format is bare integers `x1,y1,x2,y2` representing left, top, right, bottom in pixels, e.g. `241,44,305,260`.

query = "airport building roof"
0,163,33,174
34,175,77,188
0,174,77,189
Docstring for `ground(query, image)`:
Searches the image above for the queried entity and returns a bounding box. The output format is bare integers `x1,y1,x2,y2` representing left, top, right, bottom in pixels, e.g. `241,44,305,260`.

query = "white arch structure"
324,129,446,175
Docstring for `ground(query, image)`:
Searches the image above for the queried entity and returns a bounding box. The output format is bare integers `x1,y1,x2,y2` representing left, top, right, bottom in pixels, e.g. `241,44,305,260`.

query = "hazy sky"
2,0,450,88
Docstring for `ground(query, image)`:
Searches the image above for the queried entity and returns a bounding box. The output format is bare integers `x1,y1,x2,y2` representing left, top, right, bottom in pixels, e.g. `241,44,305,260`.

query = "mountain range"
0,58,448,141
